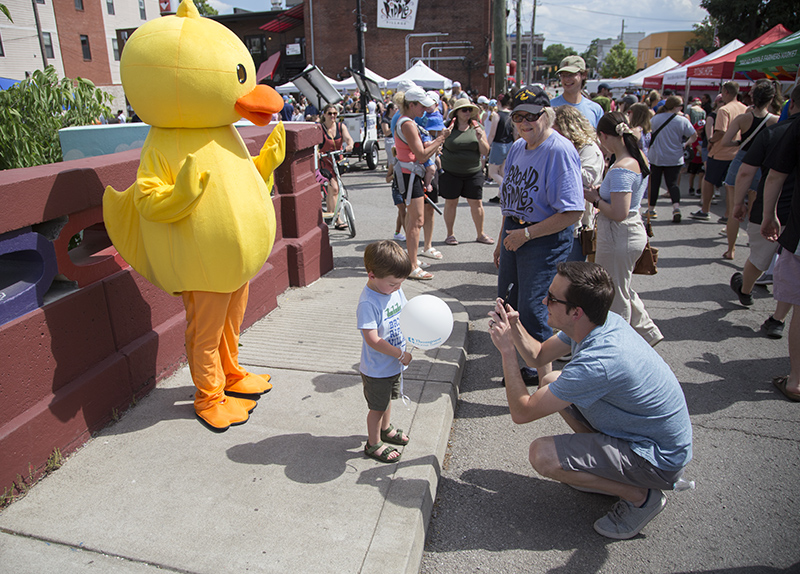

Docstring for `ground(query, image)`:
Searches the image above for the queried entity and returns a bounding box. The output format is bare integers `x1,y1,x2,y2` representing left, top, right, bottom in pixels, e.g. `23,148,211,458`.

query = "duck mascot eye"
103,0,286,430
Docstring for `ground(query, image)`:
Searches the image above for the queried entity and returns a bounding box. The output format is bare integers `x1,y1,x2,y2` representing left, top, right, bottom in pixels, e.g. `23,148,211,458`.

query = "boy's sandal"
444,235,458,246
420,247,443,259
365,441,401,463
408,267,433,280
381,424,410,446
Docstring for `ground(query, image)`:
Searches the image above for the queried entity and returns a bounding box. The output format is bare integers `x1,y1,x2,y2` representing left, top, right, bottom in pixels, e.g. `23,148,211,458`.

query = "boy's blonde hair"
364,240,412,279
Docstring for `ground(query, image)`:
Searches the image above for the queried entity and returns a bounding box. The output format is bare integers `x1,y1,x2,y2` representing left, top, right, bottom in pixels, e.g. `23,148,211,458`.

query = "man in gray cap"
550,55,604,127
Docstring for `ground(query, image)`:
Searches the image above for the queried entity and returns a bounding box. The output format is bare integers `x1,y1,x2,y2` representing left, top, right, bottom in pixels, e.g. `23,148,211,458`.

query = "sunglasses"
326,111,338,116
545,291,572,307
512,111,544,123
458,108,472,113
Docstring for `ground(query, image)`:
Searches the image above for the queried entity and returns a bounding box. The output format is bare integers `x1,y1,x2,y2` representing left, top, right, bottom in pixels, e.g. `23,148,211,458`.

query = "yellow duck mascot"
103,0,286,431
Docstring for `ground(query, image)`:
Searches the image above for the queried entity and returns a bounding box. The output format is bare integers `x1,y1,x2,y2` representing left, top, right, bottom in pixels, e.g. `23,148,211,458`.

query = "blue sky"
210,0,710,52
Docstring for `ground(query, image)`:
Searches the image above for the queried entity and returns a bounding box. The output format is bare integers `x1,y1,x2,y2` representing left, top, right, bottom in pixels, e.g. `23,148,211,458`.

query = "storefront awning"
260,4,304,33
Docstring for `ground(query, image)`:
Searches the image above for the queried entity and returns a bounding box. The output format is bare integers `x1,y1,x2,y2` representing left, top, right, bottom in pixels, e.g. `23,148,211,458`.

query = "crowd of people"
349,54,800,542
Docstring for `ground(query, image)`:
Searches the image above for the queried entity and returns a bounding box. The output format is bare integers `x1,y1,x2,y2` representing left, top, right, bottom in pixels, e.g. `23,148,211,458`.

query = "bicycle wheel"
342,199,356,238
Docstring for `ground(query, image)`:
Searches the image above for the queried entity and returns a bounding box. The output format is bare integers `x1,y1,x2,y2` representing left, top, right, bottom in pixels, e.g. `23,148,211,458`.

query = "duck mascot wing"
103,0,285,430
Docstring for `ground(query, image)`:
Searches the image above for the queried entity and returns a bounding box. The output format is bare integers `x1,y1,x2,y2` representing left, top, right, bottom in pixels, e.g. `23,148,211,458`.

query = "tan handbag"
633,212,658,274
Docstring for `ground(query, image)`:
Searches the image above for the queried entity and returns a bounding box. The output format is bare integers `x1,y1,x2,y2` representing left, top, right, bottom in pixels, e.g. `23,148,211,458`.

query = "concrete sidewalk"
0,268,468,574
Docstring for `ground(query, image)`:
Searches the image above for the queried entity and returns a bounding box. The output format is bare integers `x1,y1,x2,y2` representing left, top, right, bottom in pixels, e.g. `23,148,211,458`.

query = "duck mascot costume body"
103,0,286,431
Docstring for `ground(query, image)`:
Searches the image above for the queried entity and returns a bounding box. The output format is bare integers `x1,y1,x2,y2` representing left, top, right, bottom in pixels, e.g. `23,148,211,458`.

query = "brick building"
304,0,493,96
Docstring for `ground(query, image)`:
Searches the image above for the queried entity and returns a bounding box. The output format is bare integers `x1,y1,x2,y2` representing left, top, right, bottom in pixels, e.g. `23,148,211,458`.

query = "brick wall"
305,0,493,95
52,0,112,84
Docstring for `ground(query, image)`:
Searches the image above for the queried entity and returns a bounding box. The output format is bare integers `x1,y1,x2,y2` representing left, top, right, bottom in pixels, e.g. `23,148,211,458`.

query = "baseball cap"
453,81,461,88
597,82,610,91
511,85,550,114
426,90,441,105
405,86,435,108
477,95,490,104
557,55,587,74
396,79,418,93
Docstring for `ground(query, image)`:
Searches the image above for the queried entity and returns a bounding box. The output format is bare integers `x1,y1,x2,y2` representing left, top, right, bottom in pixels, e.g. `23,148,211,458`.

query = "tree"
0,66,113,170
581,38,600,78
601,42,636,78
543,44,577,79
1,4,12,22
700,0,800,45
687,16,716,55
194,0,217,16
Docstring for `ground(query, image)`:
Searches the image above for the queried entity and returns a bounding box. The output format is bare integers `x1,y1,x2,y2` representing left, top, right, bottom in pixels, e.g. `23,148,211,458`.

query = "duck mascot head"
103,0,286,430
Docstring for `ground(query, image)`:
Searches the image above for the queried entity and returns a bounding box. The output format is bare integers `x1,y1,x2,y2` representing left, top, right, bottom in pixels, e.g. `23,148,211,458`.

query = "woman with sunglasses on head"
584,112,663,346
319,103,354,229
494,86,584,383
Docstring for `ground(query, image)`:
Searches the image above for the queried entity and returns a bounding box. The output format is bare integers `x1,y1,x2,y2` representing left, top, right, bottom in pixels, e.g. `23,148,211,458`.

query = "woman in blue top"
585,112,663,346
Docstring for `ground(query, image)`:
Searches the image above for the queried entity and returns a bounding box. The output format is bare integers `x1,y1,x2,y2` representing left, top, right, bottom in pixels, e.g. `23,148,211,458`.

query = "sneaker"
672,209,681,224
690,210,710,220
593,489,667,540
730,272,754,306
501,367,538,387
761,316,785,339
754,272,773,286
488,195,501,204
688,187,695,197
718,216,728,224
712,190,721,204
645,209,657,219
393,231,406,241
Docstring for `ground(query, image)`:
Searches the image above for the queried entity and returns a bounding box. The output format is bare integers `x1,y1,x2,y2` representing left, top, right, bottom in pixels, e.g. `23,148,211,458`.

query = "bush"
0,66,113,170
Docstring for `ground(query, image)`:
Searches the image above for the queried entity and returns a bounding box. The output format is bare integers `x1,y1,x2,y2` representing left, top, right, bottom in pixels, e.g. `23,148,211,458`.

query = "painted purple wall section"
0,122,333,493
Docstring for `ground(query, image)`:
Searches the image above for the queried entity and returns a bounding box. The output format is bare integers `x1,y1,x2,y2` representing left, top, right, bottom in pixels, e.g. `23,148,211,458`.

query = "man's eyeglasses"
511,111,544,123
546,291,572,307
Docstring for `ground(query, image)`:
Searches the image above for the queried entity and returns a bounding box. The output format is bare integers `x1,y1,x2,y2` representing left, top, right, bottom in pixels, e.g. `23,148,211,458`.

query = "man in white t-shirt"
550,56,604,128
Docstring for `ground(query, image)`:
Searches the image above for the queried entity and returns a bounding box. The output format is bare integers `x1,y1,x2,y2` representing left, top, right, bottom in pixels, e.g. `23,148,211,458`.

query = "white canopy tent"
336,67,389,90
386,61,452,90
661,40,744,87
608,57,679,89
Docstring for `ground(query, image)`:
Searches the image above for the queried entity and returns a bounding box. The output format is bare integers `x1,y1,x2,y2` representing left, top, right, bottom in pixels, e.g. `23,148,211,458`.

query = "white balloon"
399,295,454,350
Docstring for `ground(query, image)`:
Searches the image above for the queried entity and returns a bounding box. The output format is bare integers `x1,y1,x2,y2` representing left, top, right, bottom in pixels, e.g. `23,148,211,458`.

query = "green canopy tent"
734,29,800,82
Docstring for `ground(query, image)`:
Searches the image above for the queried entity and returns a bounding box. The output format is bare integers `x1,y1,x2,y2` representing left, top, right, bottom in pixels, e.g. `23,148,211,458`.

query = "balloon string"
399,345,414,408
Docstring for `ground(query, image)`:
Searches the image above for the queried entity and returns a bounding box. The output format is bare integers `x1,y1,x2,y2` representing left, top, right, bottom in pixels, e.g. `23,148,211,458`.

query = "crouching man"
488,261,692,539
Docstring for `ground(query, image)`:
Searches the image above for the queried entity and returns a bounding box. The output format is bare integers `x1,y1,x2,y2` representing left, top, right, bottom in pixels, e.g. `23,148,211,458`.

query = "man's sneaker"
393,232,406,241
712,190,721,204
690,210,710,220
761,316,785,339
754,272,773,286
672,208,681,223
593,489,667,540
501,367,538,387
688,187,695,197
645,209,657,219
730,272,754,306
488,195,501,204
718,216,728,224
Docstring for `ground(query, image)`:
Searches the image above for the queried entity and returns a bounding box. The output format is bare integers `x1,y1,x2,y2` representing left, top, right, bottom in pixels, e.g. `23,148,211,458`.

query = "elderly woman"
584,112,663,346
440,99,493,246
493,86,584,383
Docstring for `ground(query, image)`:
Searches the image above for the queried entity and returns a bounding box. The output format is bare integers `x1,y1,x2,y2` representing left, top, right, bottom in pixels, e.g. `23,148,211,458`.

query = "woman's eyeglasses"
512,111,544,123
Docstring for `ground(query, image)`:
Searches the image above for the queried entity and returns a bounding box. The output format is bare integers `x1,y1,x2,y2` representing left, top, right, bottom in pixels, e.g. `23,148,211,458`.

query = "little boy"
357,240,414,463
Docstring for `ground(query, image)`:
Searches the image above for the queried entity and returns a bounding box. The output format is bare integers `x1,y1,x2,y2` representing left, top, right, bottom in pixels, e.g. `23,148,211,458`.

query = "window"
106,0,114,15
43,32,54,59
654,47,662,58
80,35,91,61
138,0,146,19
75,0,83,10
36,0,45,4
112,38,120,61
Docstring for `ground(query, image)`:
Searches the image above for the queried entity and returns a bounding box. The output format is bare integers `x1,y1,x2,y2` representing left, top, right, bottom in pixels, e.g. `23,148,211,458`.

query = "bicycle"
316,149,356,238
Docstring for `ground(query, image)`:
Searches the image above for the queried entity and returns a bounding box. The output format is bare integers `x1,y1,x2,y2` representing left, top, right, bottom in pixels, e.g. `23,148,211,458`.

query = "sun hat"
448,98,480,120
511,85,550,115
557,55,587,74
404,86,435,108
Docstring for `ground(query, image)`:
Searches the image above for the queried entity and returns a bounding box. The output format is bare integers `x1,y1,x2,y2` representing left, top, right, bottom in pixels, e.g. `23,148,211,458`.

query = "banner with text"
377,0,419,31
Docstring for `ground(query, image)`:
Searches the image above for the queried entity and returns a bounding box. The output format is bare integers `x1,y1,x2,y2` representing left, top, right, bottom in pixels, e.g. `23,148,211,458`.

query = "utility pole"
515,0,522,88
355,0,365,74
528,0,537,84
492,0,507,96
620,19,625,45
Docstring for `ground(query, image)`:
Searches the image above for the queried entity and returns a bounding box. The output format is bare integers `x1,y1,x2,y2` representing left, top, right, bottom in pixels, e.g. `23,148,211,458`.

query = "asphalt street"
335,162,800,574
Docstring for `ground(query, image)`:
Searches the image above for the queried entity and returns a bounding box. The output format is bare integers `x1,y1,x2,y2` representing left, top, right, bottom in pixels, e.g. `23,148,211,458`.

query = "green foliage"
581,39,599,75
1,3,12,22
700,0,800,45
687,17,716,55
601,42,636,78
0,66,113,170
544,43,578,68
194,0,218,16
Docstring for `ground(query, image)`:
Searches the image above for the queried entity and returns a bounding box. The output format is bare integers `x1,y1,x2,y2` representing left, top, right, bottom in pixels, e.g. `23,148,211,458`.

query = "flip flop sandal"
420,247,443,259
444,235,458,246
772,376,800,402
365,441,401,463
476,234,495,244
381,424,410,446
